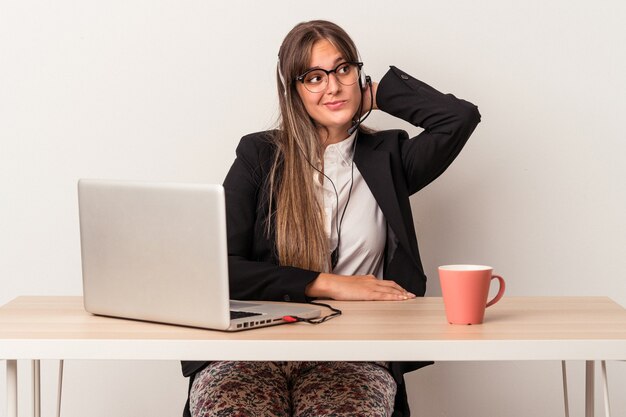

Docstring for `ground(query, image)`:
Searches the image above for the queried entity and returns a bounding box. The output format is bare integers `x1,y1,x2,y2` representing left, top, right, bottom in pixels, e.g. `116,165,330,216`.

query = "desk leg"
585,361,595,417
7,360,18,417
601,361,611,417
57,360,64,417
34,360,41,417
561,361,570,417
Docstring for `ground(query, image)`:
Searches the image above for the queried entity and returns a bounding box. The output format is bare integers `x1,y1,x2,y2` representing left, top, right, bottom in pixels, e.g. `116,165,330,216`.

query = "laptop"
77,179,321,331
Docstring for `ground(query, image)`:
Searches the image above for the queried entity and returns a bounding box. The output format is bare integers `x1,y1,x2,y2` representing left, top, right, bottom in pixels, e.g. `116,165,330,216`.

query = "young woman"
182,19,480,417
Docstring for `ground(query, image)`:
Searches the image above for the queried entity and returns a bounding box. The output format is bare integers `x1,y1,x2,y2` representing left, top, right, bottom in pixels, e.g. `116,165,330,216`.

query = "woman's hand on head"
360,81,378,116
305,272,415,301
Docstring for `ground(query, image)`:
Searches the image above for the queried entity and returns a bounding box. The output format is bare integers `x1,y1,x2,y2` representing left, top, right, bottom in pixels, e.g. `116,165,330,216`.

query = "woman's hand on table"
305,272,416,301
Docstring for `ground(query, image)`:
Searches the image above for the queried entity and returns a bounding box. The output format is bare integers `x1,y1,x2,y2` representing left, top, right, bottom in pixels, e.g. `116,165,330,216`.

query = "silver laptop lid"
78,179,231,329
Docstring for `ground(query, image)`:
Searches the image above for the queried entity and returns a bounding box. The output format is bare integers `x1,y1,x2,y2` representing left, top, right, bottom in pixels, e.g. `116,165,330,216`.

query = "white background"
1,0,625,416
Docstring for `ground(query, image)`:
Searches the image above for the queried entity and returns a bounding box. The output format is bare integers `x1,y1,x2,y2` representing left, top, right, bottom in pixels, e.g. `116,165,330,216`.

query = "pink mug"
438,265,505,325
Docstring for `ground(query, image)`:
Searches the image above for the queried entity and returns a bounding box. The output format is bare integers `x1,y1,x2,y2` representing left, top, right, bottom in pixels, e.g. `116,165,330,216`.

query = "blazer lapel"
354,132,417,266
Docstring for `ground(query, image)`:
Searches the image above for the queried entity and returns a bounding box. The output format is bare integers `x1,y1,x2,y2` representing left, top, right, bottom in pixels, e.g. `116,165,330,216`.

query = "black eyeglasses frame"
295,61,364,89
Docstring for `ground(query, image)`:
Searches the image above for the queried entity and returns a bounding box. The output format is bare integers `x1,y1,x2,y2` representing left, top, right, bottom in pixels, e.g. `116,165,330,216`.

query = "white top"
314,132,387,277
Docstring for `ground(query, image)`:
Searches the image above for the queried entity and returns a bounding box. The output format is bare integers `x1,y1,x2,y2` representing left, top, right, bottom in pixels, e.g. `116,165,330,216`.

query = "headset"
348,71,372,135
276,51,373,270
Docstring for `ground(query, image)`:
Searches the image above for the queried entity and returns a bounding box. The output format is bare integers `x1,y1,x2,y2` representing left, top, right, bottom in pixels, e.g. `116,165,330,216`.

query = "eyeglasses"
295,61,363,93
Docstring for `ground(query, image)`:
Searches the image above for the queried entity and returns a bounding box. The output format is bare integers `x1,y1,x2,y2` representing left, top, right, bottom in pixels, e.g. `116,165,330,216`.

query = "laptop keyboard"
230,310,262,320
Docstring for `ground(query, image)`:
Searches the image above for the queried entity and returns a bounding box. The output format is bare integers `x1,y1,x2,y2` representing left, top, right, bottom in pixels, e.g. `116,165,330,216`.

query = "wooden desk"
2,296,626,416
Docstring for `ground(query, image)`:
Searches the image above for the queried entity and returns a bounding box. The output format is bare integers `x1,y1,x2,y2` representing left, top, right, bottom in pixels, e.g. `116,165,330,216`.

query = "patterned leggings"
190,361,397,417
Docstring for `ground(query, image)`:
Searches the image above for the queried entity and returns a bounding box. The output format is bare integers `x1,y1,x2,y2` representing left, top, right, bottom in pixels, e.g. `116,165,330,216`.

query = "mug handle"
486,275,506,308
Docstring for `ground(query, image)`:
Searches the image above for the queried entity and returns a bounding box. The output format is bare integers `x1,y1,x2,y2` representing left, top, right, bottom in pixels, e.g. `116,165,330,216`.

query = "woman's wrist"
370,81,379,110
361,81,379,116
305,272,333,298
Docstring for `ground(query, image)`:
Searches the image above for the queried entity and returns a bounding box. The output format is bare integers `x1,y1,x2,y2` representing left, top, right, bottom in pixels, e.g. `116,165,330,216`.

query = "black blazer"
182,66,481,417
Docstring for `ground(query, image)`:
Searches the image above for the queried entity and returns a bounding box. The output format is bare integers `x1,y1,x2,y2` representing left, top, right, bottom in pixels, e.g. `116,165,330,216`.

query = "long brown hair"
269,20,361,272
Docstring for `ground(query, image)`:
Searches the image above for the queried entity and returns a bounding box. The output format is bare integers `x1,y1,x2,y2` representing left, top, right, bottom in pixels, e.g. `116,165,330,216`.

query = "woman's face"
296,39,361,141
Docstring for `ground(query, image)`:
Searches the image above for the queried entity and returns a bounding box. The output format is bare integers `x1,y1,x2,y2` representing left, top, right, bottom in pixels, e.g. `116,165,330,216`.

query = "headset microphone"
347,120,360,136
347,75,373,135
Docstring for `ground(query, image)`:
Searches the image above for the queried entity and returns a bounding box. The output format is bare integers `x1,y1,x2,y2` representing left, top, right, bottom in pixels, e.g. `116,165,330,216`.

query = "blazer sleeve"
376,66,481,194
223,135,320,303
